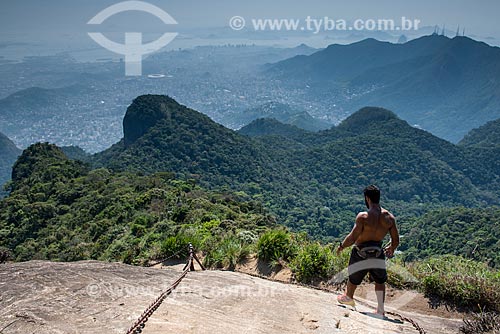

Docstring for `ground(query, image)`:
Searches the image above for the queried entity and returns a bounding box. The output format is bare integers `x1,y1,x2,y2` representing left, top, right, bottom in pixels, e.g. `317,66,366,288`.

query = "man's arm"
385,213,399,257
337,213,365,254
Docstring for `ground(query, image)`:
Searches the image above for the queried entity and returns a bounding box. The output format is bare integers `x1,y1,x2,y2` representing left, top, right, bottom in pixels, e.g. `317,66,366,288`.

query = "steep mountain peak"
95,95,266,183
11,143,67,179
123,95,186,146
10,143,88,192
337,107,402,132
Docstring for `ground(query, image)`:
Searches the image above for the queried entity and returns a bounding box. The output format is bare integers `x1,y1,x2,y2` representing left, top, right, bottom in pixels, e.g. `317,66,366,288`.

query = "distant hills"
0,86,89,122
239,118,309,138
3,95,500,265
0,132,20,194
91,95,500,238
459,118,500,148
94,95,274,187
269,35,500,143
222,102,332,132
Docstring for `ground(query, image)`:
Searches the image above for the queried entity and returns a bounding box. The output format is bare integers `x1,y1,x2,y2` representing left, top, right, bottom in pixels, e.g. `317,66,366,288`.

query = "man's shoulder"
356,211,369,220
381,208,396,221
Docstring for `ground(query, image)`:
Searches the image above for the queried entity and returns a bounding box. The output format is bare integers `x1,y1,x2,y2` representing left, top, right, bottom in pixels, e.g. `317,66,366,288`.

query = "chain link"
145,248,185,268
126,246,194,334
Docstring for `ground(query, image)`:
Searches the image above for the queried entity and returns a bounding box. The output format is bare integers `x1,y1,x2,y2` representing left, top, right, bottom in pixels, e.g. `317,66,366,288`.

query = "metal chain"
126,247,194,334
386,311,427,334
145,248,185,268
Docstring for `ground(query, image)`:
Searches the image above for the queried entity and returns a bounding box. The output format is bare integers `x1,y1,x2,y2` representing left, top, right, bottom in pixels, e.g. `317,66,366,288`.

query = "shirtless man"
336,185,399,316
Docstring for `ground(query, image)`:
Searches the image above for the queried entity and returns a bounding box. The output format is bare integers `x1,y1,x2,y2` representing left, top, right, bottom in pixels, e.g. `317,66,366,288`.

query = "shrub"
290,242,334,283
386,256,420,289
411,255,500,312
256,229,295,262
159,233,191,259
204,235,250,269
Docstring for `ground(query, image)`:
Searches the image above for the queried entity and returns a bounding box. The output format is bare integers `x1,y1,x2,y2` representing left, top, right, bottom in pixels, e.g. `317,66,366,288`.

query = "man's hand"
384,245,395,258
336,245,344,256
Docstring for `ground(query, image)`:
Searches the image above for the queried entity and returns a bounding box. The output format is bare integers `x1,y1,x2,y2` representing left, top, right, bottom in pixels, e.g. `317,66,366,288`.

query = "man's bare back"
354,207,396,245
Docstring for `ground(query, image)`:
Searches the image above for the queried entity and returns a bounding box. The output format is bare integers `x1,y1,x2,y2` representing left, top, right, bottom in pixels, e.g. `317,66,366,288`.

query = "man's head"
364,185,380,208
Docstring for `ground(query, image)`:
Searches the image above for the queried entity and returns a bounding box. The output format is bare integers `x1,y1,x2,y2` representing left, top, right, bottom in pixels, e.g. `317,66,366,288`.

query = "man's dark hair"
364,185,380,204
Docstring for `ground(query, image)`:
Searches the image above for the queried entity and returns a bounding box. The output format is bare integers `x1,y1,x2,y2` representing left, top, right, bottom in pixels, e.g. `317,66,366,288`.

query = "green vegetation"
1,95,500,316
400,207,500,267
0,143,274,263
290,242,336,282
410,255,500,312
256,229,298,262
91,96,500,242
459,118,500,149
204,234,252,269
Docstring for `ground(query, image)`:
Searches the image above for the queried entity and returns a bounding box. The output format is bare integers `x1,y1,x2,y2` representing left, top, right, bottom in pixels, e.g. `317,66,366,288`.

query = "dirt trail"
0,261,462,334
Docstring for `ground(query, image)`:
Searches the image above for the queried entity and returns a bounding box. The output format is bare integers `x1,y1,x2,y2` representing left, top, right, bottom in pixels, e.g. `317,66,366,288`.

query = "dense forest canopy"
1,95,499,266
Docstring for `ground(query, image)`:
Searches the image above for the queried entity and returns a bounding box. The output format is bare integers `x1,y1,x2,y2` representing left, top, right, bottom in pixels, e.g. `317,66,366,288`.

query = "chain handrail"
125,244,195,334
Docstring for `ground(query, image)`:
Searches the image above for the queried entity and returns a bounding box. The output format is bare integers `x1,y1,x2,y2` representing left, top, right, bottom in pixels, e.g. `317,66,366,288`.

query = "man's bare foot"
371,311,386,320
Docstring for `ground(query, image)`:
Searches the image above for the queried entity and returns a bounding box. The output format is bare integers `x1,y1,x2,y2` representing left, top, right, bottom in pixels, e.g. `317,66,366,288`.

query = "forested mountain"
0,131,21,195
400,207,500,267
459,118,500,148
91,95,500,238
94,95,276,186
0,143,274,262
61,146,90,161
222,102,332,132
2,95,500,262
269,35,500,142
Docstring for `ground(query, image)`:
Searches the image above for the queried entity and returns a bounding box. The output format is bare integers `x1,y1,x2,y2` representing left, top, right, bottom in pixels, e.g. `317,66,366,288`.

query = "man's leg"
346,280,358,299
339,249,365,306
338,280,358,307
374,283,385,314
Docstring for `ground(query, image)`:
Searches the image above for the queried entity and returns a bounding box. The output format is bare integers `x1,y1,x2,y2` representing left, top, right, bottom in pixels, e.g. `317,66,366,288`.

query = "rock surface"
0,261,462,334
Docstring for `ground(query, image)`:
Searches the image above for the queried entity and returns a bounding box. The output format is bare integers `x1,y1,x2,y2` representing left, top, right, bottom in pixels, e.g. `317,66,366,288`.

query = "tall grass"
256,229,297,262
203,235,251,269
410,255,500,312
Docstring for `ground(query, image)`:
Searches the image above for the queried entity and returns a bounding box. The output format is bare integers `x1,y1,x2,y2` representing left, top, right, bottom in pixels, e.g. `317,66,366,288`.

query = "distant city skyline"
0,0,499,61
1,0,499,35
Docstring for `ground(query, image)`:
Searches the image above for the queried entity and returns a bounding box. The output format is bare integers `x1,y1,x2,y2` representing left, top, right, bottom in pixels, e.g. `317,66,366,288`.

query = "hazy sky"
0,0,499,60
1,0,499,36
